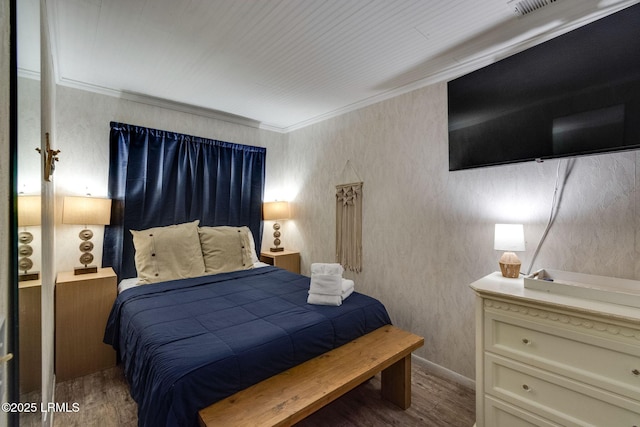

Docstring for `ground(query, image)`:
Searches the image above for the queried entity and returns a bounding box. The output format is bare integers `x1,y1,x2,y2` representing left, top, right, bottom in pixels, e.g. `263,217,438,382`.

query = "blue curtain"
103,122,266,280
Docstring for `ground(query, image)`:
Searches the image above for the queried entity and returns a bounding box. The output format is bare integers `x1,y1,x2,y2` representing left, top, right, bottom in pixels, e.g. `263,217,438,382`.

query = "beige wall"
277,82,640,380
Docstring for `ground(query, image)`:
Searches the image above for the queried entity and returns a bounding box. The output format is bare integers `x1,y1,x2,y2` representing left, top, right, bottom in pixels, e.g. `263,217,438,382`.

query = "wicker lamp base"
499,252,521,278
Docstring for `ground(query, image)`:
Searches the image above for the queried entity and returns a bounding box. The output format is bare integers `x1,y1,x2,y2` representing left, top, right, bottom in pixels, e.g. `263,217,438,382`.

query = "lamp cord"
526,160,563,275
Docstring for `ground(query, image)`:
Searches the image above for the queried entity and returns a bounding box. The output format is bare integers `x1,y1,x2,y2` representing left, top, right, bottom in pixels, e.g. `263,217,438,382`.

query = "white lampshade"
62,196,112,225
18,195,41,227
494,224,525,252
263,201,291,221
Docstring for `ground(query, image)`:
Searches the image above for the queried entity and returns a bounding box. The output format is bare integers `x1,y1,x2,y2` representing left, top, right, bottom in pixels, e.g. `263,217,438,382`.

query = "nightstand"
19,279,41,393
55,267,117,382
260,250,300,274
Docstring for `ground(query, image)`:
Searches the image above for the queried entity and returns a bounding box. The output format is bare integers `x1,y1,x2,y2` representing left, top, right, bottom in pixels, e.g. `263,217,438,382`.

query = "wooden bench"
198,325,424,427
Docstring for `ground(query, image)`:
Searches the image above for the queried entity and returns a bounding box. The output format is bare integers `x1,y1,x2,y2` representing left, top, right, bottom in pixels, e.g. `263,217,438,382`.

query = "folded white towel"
309,274,342,295
307,278,355,306
341,279,354,301
307,293,343,306
310,263,344,276
309,278,354,296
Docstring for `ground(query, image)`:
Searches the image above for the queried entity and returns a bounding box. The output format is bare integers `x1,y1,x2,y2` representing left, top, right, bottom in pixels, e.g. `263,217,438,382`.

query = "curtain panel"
103,122,266,280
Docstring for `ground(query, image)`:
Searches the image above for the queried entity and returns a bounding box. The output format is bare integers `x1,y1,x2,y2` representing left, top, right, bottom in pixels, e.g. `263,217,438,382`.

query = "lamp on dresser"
494,223,525,278
17,195,41,281
62,196,112,275
263,201,291,252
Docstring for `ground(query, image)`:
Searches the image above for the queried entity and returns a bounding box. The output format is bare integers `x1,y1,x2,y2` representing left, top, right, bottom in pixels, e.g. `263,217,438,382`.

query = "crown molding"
56,76,270,131
279,0,638,133
18,68,40,81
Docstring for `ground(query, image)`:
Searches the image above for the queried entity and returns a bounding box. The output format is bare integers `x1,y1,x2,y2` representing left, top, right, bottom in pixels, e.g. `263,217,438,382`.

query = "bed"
103,225,391,426
102,126,394,426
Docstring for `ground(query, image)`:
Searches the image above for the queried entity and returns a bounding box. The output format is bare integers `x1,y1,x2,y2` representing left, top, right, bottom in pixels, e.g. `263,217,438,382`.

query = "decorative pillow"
247,229,260,264
131,220,206,284
198,226,254,275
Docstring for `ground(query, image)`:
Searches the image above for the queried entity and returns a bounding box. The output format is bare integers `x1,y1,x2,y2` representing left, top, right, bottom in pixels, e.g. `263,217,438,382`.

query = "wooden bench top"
198,325,424,427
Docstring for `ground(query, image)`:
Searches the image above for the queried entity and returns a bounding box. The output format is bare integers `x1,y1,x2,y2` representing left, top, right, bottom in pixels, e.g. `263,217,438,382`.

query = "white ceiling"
17,0,640,132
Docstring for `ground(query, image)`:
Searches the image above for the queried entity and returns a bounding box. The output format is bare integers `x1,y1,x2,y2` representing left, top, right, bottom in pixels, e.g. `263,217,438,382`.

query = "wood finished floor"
20,362,475,426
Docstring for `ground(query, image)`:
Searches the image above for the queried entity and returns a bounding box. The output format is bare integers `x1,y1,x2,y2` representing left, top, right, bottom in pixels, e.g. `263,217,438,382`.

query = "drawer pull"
633,369,640,376
522,338,530,345
522,384,531,392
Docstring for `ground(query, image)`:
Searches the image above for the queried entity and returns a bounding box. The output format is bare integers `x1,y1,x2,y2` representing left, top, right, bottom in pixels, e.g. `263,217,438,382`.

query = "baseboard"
412,354,476,391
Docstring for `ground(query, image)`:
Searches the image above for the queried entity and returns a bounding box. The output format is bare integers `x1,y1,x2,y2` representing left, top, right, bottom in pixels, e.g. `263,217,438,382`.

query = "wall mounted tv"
447,4,640,171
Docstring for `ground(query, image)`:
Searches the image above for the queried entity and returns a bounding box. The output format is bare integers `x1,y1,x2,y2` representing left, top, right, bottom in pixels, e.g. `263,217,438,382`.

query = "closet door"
39,1,57,425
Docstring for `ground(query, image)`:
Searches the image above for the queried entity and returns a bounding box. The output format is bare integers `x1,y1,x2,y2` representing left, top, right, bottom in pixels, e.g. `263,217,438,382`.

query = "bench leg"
380,354,412,409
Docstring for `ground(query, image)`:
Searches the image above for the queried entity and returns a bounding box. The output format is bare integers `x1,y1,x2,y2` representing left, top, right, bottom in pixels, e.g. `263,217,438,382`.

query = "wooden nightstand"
19,279,41,393
260,250,300,274
55,267,117,382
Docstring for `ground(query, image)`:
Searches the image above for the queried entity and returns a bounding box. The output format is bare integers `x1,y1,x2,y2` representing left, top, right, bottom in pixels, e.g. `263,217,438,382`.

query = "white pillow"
131,220,205,284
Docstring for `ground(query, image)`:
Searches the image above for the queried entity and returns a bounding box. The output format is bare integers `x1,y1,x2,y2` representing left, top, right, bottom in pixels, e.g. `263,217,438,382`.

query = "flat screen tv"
447,4,640,171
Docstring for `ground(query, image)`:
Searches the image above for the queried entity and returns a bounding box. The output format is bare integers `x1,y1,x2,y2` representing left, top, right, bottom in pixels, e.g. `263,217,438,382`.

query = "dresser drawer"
485,309,640,398
486,354,640,427
485,395,561,427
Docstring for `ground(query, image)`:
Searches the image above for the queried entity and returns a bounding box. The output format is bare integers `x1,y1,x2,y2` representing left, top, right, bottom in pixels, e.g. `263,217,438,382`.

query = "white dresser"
470,272,640,427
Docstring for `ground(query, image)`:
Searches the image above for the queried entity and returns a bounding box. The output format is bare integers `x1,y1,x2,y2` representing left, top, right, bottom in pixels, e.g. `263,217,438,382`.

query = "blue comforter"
104,266,391,426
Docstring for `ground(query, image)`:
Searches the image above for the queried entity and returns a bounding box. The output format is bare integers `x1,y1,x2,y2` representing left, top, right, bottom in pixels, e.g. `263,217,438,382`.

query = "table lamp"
18,195,41,281
263,201,291,252
62,196,112,275
494,223,525,278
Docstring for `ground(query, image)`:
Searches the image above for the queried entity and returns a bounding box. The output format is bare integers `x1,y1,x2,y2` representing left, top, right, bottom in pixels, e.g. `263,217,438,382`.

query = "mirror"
17,0,42,423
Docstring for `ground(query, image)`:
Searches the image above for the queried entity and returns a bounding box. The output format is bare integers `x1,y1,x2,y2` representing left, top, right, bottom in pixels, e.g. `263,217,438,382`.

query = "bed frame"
198,325,424,426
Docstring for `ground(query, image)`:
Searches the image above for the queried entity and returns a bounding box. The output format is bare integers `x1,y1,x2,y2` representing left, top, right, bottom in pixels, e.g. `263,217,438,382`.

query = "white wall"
52,84,286,273
276,82,640,380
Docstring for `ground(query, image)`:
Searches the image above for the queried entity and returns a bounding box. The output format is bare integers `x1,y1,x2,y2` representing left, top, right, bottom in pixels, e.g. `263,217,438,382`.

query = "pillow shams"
198,226,254,275
131,220,206,284
247,229,259,264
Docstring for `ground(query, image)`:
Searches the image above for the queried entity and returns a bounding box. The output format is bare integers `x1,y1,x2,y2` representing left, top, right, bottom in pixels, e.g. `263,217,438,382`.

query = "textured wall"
277,82,640,380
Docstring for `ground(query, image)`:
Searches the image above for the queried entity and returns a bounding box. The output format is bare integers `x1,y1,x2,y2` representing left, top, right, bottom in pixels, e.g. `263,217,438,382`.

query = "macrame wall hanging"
336,161,363,273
